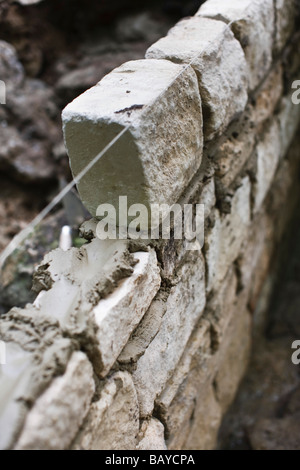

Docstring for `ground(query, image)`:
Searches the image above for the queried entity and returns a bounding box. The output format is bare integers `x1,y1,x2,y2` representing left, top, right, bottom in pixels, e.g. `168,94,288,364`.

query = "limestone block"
253,64,283,131
137,419,167,450
15,352,95,450
254,120,281,213
33,239,161,377
274,0,298,54
0,313,74,450
146,17,248,140
62,59,203,228
213,104,256,186
277,93,300,159
133,254,206,417
156,320,213,448
205,267,238,348
72,372,139,450
118,296,166,364
237,213,273,310
181,384,222,450
197,0,275,90
205,177,251,292
0,342,34,450
93,248,161,377
213,306,252,412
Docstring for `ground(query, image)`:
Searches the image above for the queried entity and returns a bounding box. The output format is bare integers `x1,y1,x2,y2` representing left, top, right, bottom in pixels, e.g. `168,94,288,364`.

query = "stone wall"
1,0,300,450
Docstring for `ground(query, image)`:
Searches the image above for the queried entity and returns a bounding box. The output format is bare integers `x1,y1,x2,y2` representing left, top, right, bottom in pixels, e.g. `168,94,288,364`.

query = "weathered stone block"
277,92,300,159
212,104,256,186
197,0,275,90
72,372,139,450
146,17,248,140
133,254,206,417
181,384,222,450
156,319,213,448
205,177,251,292
15,352,95,450
254,120,281,213
137,418,167,450
33,239,161,377
253,64,283,131
274,0,298,54
213,305,252,412
118,295,166,364
0,313,74,450
62,59,203,227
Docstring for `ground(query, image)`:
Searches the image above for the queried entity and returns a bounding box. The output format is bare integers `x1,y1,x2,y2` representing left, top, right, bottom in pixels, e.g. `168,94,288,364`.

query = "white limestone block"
133,254,206,417
62,59,203,228
72,372,139,450
197,0,275,90
15,352,95,450
146,17,248,140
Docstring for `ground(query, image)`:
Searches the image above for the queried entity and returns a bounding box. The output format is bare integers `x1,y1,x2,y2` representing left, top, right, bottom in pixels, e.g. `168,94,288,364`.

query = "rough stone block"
213,306,252,412
62,59,203,228
72,372,139,450
277,92,300,159
93,248,161,376
133,254,206,417
137,419,167,450
253,64,283,131
205,177,251,292
254,120,281,213
146,17,248,140
15,352,95,450
180,384,222,450
156,319,213,448
212,104,256,186
274,0,298,54
118,295,166,364
237,213,273,311
33,239,161,377
0,312,74,450
197,0,275,90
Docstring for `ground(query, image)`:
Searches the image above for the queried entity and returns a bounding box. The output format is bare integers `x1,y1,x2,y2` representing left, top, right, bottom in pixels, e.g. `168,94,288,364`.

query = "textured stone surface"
73,372,139,450
253,64,283,131
146,17,248,140
137,418,167,450
197,0,275,90
205,177,251,292
118,295,166,364
63,59,203,227
15,352,95,450
93,248,161,377
0,313,74,450
157,319,213,449
254,120,281,213
133,254,206,417
32,240,160,377
274,0,298,53
237,213,273,310
0,342,34,450
181,384,222,450
277,92,300,159
212,104,256,185
213,304,252,412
